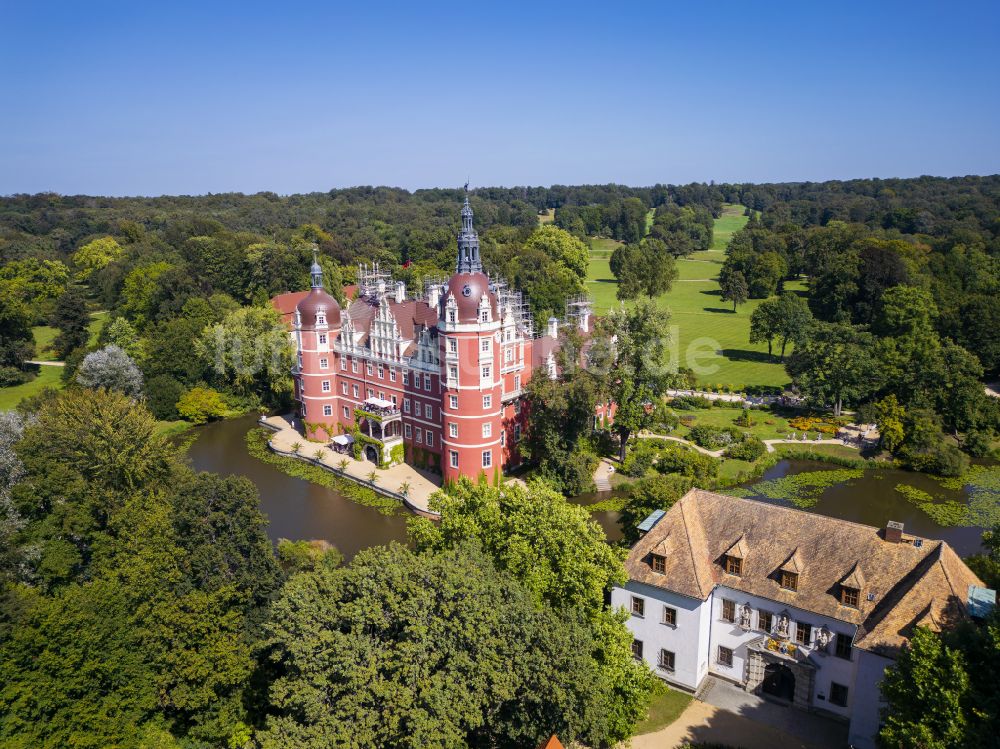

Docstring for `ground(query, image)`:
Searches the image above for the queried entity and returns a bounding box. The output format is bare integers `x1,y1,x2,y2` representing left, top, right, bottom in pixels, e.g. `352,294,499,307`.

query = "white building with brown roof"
612,488,991,749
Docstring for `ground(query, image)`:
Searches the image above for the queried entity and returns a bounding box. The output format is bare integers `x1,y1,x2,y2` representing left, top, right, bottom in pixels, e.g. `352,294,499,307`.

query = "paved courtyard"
262,414,442,515
632,677,848,749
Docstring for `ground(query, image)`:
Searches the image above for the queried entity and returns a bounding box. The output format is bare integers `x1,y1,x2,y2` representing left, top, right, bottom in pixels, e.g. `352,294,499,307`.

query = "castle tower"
455,195,483,274
293,248,342,439
439,197,503,484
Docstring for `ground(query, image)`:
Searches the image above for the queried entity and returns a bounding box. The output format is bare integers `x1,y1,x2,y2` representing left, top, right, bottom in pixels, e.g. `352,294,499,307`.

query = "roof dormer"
723,535,747,577
650,537,669,574
839,562,865,607
777,547,804,591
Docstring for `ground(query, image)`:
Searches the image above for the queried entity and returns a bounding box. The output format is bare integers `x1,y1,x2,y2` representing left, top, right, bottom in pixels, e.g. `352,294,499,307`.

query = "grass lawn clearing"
588,236,623,258
155,420,194,438
671,406,795,441
0,366,62,410
635,686,694,735
711,203,749,250
31,310,107,361
585,205,794,388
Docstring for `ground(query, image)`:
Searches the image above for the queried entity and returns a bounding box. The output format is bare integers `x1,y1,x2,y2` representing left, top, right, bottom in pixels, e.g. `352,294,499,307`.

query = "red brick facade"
272,199,594,484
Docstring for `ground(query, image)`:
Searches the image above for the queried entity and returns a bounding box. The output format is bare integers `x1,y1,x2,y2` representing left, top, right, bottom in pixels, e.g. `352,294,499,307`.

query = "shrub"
963,430,995,458
146,374,186,420
689,425,742,449
649,403,679,433
734,408,755,428
725,436,767,462
176,386,229,425
654,445,719,483
899,442,970,477
622,445,655,477
670,395,714,410
0,366,32,387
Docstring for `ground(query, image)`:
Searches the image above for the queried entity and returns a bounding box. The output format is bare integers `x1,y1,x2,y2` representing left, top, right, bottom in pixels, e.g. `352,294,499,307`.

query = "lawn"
0,366,62,411
3,311,110,409
586,205,794,388
634,686,693,735
671,406,795,441
588,236,622,258
31,310,107,361
537,208,555,225
711,203,749,251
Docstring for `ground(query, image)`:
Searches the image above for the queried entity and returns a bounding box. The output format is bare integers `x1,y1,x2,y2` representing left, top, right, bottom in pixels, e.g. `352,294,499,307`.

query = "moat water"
184,415,988,559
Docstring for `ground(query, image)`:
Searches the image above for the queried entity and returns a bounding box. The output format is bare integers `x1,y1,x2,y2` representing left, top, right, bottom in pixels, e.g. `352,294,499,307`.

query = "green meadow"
0,366,62,411
1,311,110,410
586,205,794,388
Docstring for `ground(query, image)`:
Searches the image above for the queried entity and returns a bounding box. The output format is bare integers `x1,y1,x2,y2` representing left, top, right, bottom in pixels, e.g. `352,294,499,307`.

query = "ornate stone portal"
745,636,816,709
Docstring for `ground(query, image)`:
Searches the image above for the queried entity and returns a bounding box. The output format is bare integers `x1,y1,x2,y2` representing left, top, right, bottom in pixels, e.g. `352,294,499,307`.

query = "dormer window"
317,314,325,325
839,562,865,608
780,571,798,591
841,586,859,608
725,556,743,576
651,554,666,574
722,534,747,577
448,310,456,324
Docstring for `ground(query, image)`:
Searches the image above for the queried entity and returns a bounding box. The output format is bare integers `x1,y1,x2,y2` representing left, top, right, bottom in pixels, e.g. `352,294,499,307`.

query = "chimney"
579,309,590,332
547,316,558,339
394,281,406,303
428,283,441,308
885,521,904,543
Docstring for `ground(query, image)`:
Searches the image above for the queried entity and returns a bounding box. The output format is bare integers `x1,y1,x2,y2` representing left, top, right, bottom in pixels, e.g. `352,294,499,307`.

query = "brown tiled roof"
343,297,439,353
855,542,982,655
626,489,983,655
536,736,564,749
271,291,310,328
725,534,749,559
531,335,559,368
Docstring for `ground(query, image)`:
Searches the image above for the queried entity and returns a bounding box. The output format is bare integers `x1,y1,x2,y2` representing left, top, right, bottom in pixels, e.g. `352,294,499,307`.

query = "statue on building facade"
815,627,831,653
739,603,752,630
776,613,790,639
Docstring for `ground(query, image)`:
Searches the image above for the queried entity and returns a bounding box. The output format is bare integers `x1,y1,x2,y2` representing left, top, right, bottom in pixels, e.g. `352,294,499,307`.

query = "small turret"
456,193,483,274
310,246,324,289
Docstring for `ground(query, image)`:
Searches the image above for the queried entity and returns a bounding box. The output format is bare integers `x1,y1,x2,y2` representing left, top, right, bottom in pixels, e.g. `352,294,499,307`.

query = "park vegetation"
0,388,656,748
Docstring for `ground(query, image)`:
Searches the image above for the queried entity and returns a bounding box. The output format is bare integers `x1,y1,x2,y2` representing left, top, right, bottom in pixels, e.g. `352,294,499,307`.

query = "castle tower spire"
310,245,324,289
456,191,482,274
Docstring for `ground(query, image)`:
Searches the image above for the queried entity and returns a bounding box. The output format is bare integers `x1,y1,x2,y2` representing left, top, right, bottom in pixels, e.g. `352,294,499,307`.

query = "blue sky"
1,0,998,196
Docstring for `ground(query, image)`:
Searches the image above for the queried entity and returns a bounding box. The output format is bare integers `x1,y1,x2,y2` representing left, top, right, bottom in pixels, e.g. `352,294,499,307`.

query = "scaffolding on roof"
493,275,535,338
564,295,593,331
357,262,394,301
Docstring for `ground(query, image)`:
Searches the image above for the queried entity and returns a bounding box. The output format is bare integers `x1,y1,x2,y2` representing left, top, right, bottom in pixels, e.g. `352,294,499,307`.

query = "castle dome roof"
445,271,496,324
296,287,341,328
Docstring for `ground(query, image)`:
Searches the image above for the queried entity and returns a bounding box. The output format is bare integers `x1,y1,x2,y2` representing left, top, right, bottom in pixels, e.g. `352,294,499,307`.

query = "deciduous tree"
75,345,144,398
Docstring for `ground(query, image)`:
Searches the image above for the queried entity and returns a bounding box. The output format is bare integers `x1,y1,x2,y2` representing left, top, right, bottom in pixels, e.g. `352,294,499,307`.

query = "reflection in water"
741,459,985,557
184,415,410,561
184,416,986,561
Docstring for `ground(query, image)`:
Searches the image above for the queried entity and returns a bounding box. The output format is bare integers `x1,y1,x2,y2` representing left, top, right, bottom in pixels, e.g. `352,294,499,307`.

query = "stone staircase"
593,460,613,493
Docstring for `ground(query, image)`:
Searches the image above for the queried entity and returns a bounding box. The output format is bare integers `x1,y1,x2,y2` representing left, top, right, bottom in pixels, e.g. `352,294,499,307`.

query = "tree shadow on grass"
704,307,737,314
593,278,617,284
721,348,780,364
699,288,724,297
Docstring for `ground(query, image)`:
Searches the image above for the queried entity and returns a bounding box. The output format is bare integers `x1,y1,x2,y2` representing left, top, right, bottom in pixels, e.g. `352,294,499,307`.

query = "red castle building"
272,197,604,484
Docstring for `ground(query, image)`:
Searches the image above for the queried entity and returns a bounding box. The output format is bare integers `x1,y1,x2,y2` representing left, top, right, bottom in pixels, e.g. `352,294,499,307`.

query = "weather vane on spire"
463,180,469,193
